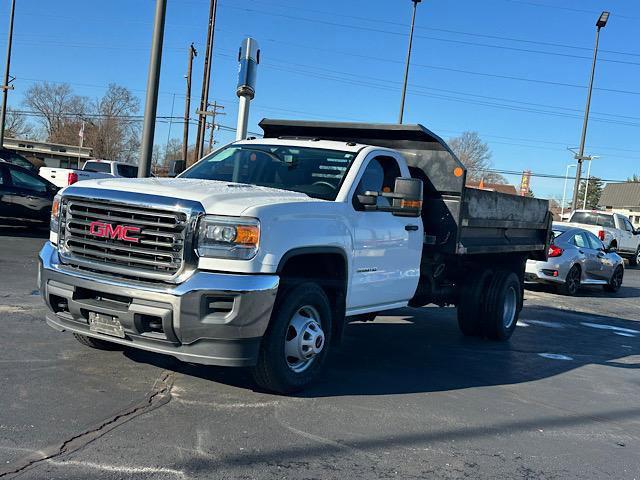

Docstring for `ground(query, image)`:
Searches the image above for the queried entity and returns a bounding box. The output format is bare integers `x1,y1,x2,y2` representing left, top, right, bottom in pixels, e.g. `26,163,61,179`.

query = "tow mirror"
358,177,423,218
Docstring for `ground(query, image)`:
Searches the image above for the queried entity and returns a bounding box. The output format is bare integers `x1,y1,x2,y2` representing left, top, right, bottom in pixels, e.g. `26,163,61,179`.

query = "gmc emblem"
89,221,141,243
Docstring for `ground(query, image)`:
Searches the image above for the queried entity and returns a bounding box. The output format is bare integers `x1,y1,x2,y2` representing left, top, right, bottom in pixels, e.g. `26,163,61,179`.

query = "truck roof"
258,119,465,195
235,137,367,153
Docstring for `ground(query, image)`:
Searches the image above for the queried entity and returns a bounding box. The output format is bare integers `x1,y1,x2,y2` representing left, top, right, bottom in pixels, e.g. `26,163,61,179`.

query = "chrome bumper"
39,242,279,367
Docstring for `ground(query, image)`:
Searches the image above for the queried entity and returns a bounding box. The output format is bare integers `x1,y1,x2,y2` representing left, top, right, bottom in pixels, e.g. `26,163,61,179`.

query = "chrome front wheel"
285,305,325,373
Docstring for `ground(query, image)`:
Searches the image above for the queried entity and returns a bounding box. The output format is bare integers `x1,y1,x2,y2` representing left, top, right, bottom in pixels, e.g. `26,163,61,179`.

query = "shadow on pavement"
124,304,639,397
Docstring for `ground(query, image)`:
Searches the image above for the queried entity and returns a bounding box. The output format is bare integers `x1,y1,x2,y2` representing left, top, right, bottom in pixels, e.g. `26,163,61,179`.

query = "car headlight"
50,194,62,242
196,215,260,260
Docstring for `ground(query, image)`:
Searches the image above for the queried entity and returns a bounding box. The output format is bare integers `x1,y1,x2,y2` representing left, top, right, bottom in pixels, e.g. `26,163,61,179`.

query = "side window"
586,232,604,250
353,156,401,210
572,233,587,249
623,218,634,232
9,168,46,193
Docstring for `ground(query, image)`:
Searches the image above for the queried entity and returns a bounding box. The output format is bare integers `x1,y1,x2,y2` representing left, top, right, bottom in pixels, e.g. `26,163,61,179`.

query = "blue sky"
0,0,638,200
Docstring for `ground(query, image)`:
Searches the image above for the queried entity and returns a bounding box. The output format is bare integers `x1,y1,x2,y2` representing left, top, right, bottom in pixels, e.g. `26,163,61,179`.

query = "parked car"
526,223,624,295
0,162,58,223
564,210,640,266
0,148,38,173
39,160,138,188
39,120,551,393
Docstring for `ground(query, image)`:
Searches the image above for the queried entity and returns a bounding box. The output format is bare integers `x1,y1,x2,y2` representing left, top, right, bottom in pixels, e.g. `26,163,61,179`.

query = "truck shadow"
125,304,639,397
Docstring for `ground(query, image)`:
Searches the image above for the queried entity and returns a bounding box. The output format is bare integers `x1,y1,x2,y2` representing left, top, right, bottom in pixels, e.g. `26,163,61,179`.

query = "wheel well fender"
277,247,349,344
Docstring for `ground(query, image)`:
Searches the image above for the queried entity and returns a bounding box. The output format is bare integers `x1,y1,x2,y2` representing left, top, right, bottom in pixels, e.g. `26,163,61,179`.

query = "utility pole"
138,0,167,178
398,0,421,124
195,0,217,161
571,11,609,209
207,101,225,153
0,0,17,146
183,43,197,165
196,101,225,156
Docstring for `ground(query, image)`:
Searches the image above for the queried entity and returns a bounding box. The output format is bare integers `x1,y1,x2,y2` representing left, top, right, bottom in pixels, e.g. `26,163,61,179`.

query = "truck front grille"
59,198,191,281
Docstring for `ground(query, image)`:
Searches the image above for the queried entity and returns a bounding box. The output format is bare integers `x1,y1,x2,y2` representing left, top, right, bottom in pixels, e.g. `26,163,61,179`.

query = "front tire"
481,270,522,341
252,282,332,394
629,247,639,267
73,333,120,350
604,266,624,292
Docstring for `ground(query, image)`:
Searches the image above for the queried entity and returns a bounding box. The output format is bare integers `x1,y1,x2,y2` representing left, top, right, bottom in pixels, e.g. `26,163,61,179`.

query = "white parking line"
538,353,574,361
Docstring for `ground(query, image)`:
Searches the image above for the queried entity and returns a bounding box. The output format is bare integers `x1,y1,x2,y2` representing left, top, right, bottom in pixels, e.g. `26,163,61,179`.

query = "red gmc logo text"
89,221,141,243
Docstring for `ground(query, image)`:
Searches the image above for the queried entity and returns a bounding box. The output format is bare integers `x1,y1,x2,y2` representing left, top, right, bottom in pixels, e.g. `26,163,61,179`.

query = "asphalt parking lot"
1,224,639,479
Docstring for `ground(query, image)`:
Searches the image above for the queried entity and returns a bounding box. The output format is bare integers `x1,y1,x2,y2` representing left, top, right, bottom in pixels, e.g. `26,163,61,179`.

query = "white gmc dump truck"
39,121,551,393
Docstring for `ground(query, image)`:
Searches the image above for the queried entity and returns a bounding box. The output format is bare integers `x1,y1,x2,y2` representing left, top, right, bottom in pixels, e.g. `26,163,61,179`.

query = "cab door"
348,154,422,311
619,216,636,253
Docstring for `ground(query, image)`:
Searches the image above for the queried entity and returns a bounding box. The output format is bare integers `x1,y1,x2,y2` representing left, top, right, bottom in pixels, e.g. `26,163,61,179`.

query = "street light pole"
138,0,167,178
0,0,17,147
582,156,600,209
571,11,609,209
561,164,576,219
398,0,421,124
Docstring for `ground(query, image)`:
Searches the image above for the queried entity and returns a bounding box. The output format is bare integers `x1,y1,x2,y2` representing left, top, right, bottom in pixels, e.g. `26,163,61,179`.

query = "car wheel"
629,247,640,267
481,270,522,341
560,265,581,296
73,333,120,350
604,266,624,292
252,282,332,394
457,269,493,337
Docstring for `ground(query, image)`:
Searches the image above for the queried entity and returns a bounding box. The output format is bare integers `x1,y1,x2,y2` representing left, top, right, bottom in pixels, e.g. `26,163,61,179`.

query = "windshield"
116,164,138,178
84,161,111,174
571,212,615,228
180,144,356,200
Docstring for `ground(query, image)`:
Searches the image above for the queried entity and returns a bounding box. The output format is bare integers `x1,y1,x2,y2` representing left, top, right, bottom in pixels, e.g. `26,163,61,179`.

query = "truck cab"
39,120,551,393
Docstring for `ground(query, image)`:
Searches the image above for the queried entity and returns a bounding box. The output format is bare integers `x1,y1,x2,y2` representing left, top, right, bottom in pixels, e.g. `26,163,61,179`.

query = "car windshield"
571,212,615,228
180,144,356,200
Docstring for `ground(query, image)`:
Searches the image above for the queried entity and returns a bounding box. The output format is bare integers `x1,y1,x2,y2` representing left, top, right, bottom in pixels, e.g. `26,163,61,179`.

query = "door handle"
578,250,584,254
405,225,419,231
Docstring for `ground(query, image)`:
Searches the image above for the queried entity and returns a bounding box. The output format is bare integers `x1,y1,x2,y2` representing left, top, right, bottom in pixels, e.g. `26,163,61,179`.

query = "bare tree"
4,108,34,139
22,82,141,161
448,131,505,184
86,84,140,161
22,82,88,144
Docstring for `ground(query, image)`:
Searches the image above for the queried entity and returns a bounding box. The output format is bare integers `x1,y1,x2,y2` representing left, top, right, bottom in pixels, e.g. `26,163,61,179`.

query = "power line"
219,3,640,67
239,0,640,57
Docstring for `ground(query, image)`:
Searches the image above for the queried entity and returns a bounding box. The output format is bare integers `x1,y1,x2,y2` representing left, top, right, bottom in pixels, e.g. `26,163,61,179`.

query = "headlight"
196,215,260,260
50,194,62,241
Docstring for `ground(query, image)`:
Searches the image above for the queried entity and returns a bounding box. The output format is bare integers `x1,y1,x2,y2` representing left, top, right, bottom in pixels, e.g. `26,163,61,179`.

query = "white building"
3,137,93,169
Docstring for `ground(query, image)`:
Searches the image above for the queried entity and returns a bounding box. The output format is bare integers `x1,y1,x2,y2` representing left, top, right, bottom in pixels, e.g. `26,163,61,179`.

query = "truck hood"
67,177,317,215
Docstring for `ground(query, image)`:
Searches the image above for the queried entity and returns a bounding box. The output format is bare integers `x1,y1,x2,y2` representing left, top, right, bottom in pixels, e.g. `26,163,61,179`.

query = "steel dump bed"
260,119,551,260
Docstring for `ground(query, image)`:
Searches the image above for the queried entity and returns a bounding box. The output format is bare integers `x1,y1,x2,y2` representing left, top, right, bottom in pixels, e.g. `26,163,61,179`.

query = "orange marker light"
401,200,423,209
235,225,260,245
453,167,464,177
